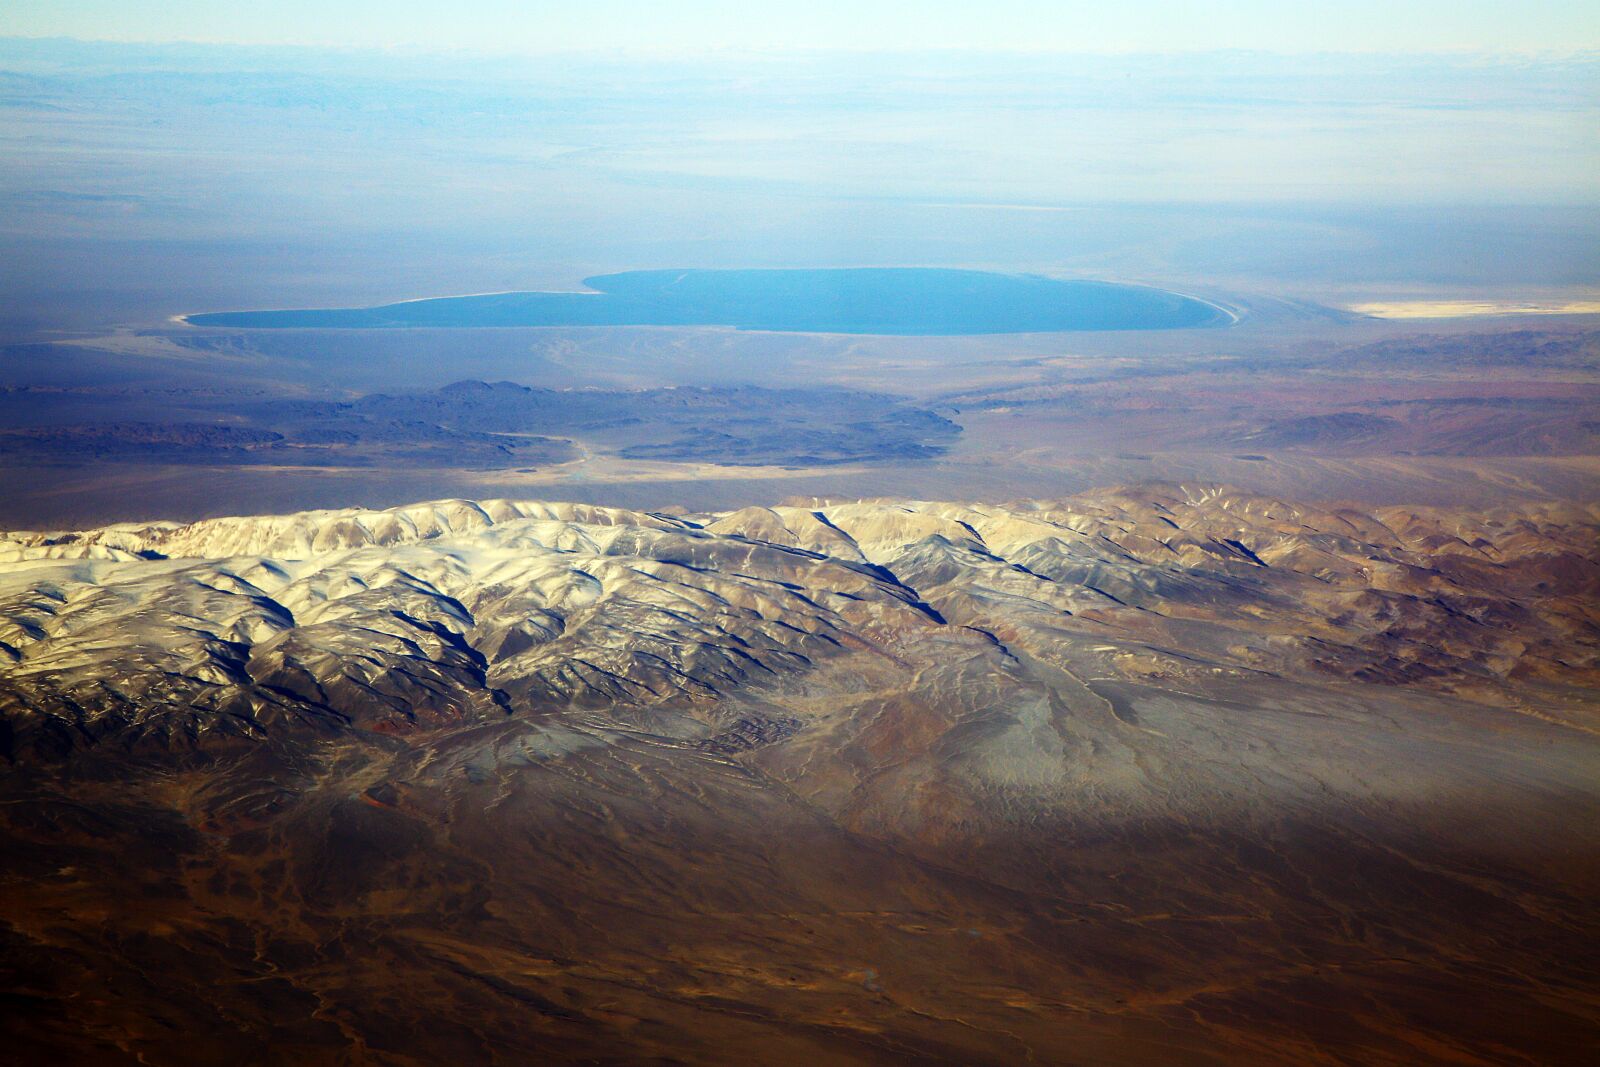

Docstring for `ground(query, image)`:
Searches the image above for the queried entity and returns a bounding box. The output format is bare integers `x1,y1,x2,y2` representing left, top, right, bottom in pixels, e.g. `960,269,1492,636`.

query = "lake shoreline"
181,267,1236,335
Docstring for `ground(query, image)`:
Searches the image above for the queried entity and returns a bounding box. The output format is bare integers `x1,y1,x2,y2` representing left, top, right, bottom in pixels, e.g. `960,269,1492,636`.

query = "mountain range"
2,486,1596,1063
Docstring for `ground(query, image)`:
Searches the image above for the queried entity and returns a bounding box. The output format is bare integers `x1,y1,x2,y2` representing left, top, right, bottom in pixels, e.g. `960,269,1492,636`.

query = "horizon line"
3,34,1599,62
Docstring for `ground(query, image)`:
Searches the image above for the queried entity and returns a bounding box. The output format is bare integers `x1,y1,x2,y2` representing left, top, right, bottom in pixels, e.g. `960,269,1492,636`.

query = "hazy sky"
3,0,1598,54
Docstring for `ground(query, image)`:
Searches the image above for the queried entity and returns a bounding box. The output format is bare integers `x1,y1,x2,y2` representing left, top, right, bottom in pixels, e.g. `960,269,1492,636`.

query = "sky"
2,0,1598,55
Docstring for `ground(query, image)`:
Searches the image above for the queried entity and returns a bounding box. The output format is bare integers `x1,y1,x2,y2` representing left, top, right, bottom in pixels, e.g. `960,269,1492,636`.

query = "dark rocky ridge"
0,381,960,471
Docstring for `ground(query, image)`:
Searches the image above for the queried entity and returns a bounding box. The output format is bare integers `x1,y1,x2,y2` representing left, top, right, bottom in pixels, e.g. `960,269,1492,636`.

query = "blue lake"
184,268,1232,334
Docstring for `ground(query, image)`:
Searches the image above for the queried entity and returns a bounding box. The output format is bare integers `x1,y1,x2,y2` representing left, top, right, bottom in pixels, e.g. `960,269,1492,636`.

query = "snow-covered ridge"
0,486,1594,758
